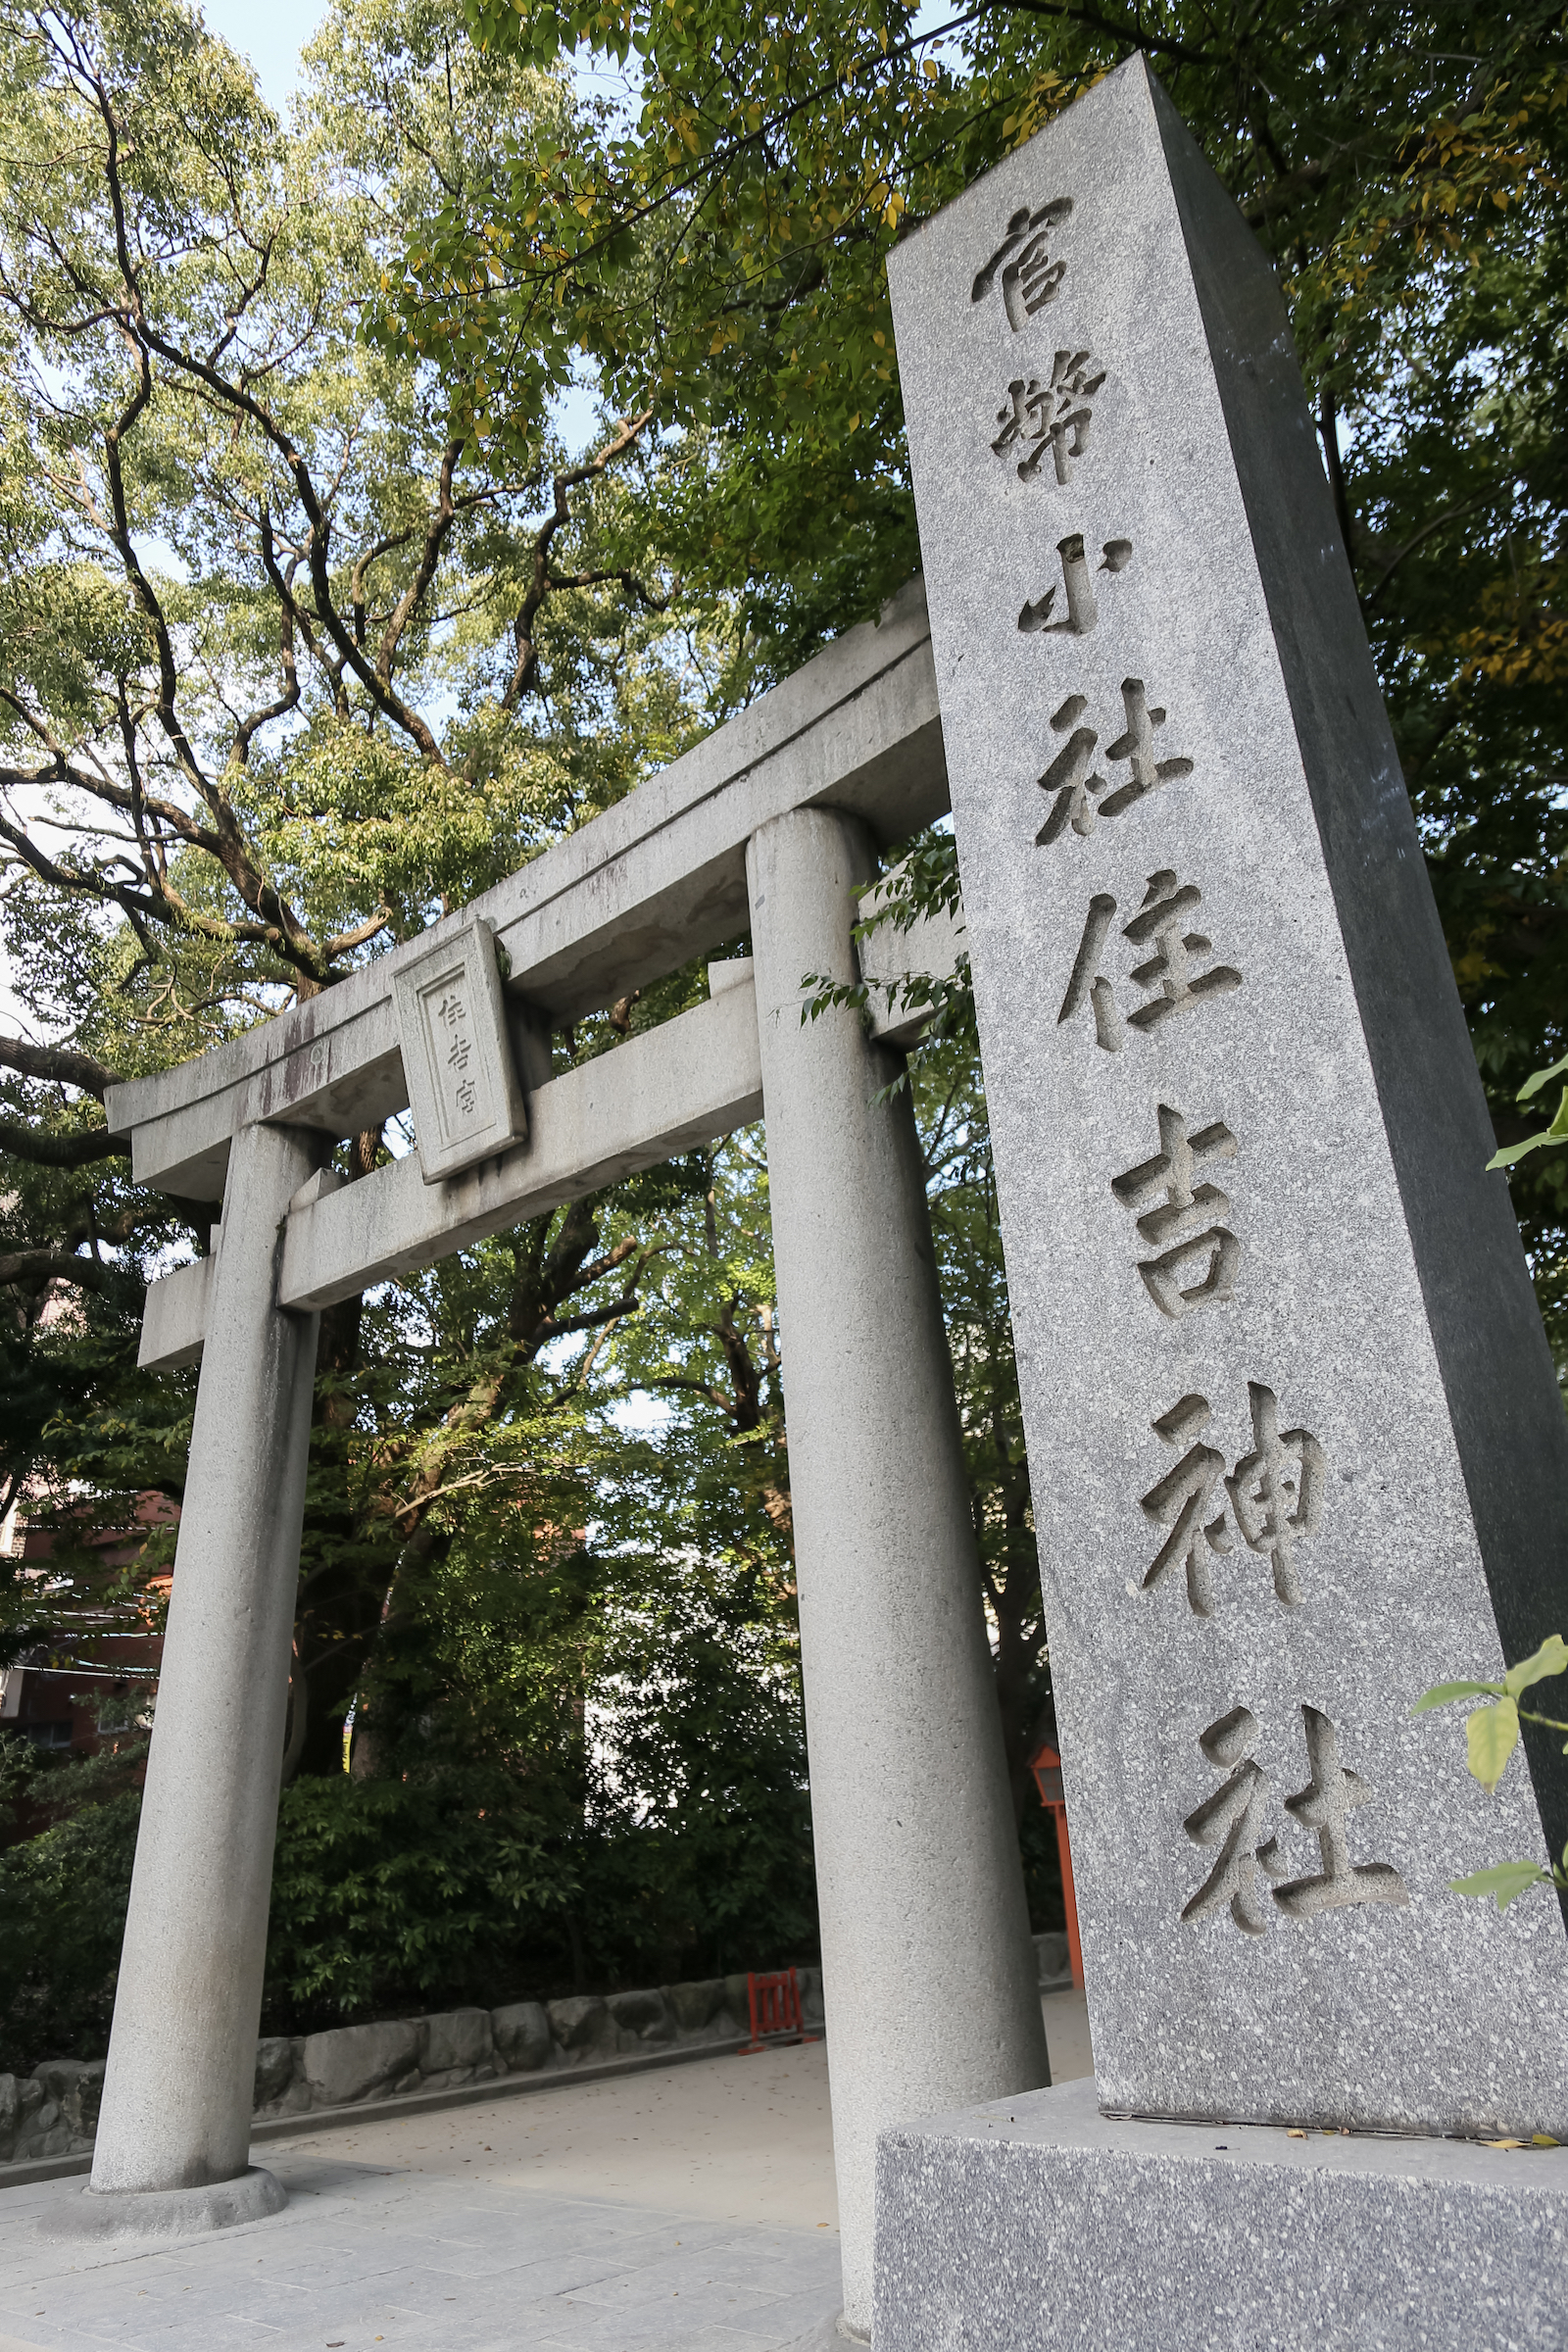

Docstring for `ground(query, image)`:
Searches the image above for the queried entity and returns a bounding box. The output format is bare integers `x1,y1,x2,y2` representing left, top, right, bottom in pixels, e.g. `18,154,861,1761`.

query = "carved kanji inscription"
1138,1385,1326,1617
1111,1103,1239,1317
970,197,1073,327
1036,682,1194,845
1057,872,1241,1052
993,352,1105,484
1018,534,1133,636
1182,1705,1408,1937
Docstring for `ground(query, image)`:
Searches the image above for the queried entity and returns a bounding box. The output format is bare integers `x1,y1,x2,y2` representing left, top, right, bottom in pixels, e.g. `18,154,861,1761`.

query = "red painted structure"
1028,1740,1085,1990
739,1966,819,2053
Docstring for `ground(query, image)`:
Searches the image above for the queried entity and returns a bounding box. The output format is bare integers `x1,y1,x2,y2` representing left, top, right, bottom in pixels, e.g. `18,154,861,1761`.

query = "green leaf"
1450,1861,1551,1912
1467,1696,1520,1793
1488,1090,1568,1169
1411,1678,1505,1713
1503,1634,1568,1698
1487,1127,1559,1171
1518,1052,1568,1103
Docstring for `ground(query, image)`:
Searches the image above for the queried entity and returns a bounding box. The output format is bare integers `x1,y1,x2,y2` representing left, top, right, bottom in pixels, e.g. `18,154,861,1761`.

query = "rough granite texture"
90,1120,325,2197
40,2162,287,2245
746,808,1050,2331
874,2080,1568,2351
887,54,1568,2136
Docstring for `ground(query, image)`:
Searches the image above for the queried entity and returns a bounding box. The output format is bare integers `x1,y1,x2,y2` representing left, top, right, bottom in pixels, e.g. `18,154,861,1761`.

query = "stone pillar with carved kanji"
876,51,1568,2352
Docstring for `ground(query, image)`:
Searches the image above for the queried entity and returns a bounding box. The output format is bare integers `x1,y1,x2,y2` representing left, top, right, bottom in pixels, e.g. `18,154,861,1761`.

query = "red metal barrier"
739,1966,820,2053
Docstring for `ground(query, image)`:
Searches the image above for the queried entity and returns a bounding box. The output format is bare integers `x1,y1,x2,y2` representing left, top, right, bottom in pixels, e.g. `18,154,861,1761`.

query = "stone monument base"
36,2164,286,2242
874,2078,1568,2349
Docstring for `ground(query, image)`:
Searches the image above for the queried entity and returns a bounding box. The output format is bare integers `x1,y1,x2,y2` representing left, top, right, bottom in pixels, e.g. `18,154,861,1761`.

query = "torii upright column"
746,807,1049,2338
67,1113,324,2235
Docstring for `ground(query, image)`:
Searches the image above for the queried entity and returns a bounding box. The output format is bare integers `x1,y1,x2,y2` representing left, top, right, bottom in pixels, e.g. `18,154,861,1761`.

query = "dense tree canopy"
421,0,1568,1296
0,0,1563,2048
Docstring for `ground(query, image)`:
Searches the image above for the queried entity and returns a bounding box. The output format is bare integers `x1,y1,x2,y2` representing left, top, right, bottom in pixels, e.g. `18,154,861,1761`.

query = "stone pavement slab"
0,1989,1090,2351
3,2163,839,2352
0,2042,845,2352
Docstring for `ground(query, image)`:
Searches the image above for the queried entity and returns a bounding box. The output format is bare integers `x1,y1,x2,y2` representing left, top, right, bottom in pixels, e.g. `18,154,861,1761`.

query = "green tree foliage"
0,0,816,2054
418,0,1568,1317
1413,1635,1568,1917
0,0,712,1558
264,1771,577,2028
0,1787,142,2072
5,0,1565,2058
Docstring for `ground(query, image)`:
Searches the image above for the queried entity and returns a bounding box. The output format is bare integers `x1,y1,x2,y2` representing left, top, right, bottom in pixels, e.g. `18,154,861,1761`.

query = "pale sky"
201,0,326,110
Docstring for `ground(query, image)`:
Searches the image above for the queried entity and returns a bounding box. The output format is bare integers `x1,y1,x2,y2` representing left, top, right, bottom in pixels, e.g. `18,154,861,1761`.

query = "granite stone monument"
878,51,1568,2349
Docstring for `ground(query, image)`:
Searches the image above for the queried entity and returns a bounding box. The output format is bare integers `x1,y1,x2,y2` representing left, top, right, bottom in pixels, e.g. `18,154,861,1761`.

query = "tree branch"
378,443,465,682
1364,486,1503,608
0,1122,128,1168
503,412,658,710
532,1291,643,1345
998,0,1212,67
0,1249,113,1291
1318,382,1354,564
0,1034,122,1101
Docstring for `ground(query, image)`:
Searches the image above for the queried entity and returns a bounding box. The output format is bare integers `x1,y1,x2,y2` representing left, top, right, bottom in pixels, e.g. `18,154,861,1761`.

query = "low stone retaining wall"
251,1966,828,2131
0,1934,1069,2176
0,2060,103,2171
0,1968,824,2170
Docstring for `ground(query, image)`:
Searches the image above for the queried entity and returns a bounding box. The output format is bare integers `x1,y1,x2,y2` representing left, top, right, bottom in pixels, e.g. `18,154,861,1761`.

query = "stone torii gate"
66,572,1050,2331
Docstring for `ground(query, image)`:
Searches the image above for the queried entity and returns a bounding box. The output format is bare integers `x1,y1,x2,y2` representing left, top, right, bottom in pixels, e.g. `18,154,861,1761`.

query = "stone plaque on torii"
63,572,1046,2338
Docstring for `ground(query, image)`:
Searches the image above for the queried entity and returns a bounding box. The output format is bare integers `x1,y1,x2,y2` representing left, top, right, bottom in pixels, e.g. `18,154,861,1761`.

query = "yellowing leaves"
1416,1638,1568,1809
1450,940,1501,990
1467,1695,1520,1794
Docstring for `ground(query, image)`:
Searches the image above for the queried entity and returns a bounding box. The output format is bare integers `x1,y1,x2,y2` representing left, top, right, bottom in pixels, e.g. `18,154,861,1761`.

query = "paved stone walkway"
0,1994,1091,2352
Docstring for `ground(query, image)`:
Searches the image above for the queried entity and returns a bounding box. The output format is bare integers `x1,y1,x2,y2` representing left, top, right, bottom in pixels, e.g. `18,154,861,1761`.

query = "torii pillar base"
38,2167,286,2245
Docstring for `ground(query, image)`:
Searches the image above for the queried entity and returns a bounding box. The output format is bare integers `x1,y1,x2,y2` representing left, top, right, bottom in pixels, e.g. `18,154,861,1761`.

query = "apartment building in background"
0,1494,178,1829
